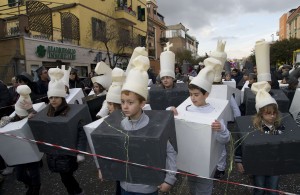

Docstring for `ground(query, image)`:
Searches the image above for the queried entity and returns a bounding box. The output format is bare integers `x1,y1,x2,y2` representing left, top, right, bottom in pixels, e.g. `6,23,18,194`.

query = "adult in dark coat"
8,77,18,105
35,66,49,95
69,68,85,90
0,80,13,118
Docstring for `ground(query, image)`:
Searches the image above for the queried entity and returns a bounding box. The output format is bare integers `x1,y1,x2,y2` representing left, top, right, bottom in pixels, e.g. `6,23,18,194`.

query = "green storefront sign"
36,45,76,60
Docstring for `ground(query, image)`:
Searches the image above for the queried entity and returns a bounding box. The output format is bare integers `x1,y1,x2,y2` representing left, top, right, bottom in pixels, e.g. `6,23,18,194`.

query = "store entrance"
42,61,70,69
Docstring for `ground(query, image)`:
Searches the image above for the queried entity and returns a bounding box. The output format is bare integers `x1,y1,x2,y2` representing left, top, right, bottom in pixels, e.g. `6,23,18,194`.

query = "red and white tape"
0,131,297,195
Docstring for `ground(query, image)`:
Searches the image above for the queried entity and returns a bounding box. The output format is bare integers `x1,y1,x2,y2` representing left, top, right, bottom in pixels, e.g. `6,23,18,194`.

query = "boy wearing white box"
170,60,230,195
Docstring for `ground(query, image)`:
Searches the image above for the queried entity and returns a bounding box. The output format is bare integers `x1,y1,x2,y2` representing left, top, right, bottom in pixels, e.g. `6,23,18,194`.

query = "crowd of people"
0,40,300,195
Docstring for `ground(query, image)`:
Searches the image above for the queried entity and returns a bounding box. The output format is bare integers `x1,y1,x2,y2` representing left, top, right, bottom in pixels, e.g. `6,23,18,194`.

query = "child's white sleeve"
164,141,177,185
216,119,230,144
96,100,109,118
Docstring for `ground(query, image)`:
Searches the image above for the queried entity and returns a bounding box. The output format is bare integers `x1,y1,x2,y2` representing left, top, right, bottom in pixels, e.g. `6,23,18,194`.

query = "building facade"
146,0,167,74
286,6,300,40
165,23,199,60
0,0,147,83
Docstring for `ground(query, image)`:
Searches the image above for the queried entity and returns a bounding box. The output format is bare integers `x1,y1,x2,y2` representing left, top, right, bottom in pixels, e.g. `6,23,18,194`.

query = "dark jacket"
46,101,85,173
0,81,14,118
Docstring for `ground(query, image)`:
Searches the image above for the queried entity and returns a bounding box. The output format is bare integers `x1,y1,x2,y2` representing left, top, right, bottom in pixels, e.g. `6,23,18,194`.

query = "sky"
156,0,300,59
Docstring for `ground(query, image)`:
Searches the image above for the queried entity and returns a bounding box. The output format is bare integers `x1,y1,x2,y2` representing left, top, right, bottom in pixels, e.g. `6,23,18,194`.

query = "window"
137,6,145,21
92,18,106,41
138,34,146,47
118,28,130,46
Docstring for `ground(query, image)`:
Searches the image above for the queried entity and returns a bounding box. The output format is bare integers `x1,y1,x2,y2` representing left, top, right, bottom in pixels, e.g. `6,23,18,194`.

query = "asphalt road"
1,124,300,195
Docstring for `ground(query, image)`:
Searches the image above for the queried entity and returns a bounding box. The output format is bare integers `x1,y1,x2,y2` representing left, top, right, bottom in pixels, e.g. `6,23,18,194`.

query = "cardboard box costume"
174,97,229,177
0,102,46,166
91,110,177,186
235,114,300,175
28,104,92,156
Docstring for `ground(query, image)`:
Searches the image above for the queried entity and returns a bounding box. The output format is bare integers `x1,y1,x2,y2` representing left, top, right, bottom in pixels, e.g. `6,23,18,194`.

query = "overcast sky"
156,0,299,59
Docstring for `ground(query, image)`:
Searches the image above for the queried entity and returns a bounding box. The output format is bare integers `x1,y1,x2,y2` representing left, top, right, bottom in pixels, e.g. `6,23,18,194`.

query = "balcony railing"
115,6,136,17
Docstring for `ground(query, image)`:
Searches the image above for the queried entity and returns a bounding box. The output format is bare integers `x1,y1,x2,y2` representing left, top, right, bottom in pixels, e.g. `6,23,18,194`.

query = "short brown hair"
121,90,145,102
188,84,207,95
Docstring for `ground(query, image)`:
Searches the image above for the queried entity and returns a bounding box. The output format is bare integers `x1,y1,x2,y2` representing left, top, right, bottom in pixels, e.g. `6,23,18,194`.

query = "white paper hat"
15,85,32,117
251,81,277,112
47,68,66,98
126,47,148,75
91,61,112,89
122,55,150,100
160,42,175,79
190,65,215,93
106,67,126,104
255,39,271,82
203,57,223,83
61,65,71,88
209,40,227,82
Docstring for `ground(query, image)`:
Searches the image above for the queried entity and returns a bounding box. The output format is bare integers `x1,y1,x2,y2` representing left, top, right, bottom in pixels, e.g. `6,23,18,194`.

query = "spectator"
35,66,49,95
69,68,85,90
8,77,18,104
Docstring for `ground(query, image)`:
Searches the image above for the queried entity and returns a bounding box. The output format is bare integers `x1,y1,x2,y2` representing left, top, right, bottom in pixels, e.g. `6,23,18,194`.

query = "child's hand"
157,182,171,193
236,163,244,174
169,106,178,116
211,120,222,132
20,99,33,110
98,169,103,182
28,113,35,119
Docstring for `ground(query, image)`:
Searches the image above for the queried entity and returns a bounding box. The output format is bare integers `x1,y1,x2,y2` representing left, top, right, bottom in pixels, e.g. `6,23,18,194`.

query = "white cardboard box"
209,85,241,122
175,97,229,177
241,80,249,104
66,88,85,104
0,102,46,166
289,88,300,120
84,117,106,169
222,79,236,88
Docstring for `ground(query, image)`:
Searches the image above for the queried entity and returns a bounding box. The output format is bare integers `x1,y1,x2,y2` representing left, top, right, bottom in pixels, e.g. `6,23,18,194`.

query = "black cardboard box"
28,104,92,156
91,110,177,186
244,88,290,115
82,95,106,121
236,113,300,175
149,83,189,110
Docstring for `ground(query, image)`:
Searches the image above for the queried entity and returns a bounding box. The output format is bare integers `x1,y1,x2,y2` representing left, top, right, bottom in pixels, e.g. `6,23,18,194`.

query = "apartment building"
0,0,147,83
165,23,199,59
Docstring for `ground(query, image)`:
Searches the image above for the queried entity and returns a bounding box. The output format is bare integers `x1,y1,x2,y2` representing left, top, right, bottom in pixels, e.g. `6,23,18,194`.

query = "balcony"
115,6,137,26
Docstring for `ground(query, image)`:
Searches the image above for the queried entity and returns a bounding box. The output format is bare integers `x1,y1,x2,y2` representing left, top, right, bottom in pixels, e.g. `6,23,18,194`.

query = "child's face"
262,108,277,125
249,78,256,85
49,96,63,110
161,76,174,89
121,92,145,120
225,74,231,81
107,102,118,114
93,83,103,95
189,88,208,107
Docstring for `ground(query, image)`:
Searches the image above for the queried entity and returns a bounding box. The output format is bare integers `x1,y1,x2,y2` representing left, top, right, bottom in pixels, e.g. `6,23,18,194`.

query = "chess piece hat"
91,61,112,89
160,42,175,79
251,81,277,112
47,68,66,98
61,65,71,88
106,67,126,104
15,85,32,117
122,55,150,100
209,40,227,83
255,39,271,82
190,58,217,93
126,47,148,76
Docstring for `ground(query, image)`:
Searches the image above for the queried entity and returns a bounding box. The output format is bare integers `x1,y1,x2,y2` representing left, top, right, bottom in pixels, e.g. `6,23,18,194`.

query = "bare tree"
86,14,142,69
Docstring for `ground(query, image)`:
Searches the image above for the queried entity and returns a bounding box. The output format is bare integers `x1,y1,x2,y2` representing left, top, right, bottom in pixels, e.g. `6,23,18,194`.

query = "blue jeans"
120,188,158,195
253,175,279,195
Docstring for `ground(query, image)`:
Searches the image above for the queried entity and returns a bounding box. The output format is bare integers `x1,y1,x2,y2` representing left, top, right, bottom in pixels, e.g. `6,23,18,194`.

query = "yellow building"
0,0,147,83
